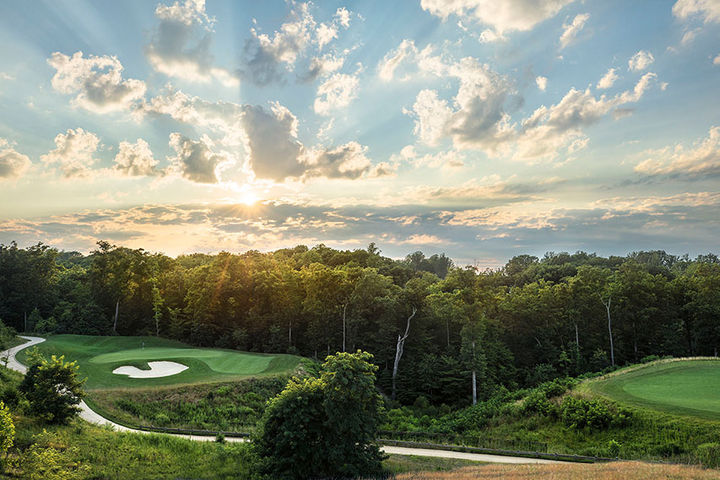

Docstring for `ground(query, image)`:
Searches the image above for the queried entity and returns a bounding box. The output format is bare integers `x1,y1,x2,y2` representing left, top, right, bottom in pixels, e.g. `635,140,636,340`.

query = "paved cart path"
3,336,565,464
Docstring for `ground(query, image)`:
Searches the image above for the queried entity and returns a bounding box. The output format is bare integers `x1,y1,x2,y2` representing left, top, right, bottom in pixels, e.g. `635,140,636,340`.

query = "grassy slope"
582,359,720,420
16,334,301,390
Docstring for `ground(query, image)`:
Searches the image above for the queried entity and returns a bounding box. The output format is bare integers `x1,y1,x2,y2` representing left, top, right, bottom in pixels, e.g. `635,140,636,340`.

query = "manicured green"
584,359,720,420
16,335,301,390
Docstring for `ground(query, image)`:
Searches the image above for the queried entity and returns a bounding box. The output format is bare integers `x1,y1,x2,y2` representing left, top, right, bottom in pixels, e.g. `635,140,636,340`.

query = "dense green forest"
1,241,719,406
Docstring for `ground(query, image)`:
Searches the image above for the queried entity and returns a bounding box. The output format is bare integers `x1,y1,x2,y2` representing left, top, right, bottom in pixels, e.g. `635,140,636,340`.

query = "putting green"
585,359,720,420
17,334,301,390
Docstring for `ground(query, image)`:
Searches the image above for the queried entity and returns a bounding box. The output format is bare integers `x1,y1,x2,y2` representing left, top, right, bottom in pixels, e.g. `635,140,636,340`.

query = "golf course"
16,334,302,390
584,358,720,420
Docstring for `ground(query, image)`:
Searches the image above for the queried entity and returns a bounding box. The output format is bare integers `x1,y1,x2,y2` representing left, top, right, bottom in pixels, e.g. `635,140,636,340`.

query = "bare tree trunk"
342,303,348,353
392,307,417,401
471,340,477,406
446,319,450,349
602,296,615,366
24,311,27,333
113,300,120,334
288,319,292,347
574,322,579,349
156,316,160,337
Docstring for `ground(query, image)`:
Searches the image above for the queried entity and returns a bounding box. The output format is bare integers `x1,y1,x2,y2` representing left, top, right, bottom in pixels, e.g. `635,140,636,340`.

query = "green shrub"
521,390,556,417
696,443,720,468
607,439,621,457
560,396,631,430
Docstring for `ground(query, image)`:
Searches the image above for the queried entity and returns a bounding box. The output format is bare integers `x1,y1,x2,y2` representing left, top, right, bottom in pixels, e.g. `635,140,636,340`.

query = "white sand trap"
112,361,188,378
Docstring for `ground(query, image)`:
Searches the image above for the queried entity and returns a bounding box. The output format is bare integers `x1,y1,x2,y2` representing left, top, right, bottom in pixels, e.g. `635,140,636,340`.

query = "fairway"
16,334,301,390
586,359,720,420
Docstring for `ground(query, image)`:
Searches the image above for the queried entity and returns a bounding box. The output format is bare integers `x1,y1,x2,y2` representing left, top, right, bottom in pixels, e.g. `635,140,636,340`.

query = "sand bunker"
112,361,188,379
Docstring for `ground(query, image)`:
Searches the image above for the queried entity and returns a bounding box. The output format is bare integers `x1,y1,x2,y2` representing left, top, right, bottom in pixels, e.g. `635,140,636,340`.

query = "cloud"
242,3,351,86
408,58,516,153
673,0,720,23
41,128,100,178
240,102,305,181
419,0,575,35
168,133,227,183
114,139,163,176
559,13,589,49
146,0,238,86
634,126,720,178
314,72,359,115
302,141,373,179
536,76,548,91
714,54,720,65
48,51,146,113
628,50,654,71
0,139,31,180
596,68,619,89
514,72,656,162
240,102,385,182
140,88,244,146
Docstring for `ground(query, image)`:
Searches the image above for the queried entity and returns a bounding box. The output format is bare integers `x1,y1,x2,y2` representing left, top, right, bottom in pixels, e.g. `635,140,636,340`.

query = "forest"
1,241,719,406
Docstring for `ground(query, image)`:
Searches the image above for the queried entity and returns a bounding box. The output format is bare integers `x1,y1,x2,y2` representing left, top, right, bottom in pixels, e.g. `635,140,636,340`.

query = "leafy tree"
255,351,385,480
0,401,14,461
19,352,85,424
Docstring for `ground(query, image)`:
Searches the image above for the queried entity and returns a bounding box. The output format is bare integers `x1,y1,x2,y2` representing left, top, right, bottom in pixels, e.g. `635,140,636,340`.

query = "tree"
19,351,85,424
255,351,385,480
0,401,14,461
460,319,486,405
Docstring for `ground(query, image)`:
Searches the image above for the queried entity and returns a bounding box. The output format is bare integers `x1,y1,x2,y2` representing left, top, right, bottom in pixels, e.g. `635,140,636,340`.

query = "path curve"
3,336,565,464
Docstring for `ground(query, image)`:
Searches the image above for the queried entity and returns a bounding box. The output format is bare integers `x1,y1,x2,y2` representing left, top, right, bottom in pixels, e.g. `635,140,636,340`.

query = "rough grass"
383,455,485,474
87,376,289,432
582,359,720,420
393,461,720,479
15,334,301,390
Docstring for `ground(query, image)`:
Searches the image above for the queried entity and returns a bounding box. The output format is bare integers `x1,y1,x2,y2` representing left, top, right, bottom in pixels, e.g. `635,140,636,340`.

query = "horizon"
1,0,719,267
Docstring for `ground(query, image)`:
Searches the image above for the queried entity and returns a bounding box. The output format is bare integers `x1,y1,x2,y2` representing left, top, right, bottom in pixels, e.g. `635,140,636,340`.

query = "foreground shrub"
254,351,384,480
19,351,85,424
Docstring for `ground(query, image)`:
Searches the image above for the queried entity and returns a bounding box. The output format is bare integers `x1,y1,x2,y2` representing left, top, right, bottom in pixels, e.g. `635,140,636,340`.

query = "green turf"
585,359,720,420
16,334,302,390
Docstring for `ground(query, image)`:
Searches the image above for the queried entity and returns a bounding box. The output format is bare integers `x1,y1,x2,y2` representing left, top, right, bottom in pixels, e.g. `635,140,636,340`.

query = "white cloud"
48,51,146,113
673,0,720,23
41,128,100,178
304,53,345,80
243,3,351,85
0,73,13,81
408,58,515,153
168,133,227,183
0,139,31,180
141,88,244,146
514,72,657,162
419,0,575,35
302,141,373,179
313,72,359,115
714,54,720,65
628,50,654,71
596,68,619,89
114,139,162,176
536,76,548,91
146,0,238,86
378,39,416,81
634,126,720,177
681,27,702,45
559,13,589,49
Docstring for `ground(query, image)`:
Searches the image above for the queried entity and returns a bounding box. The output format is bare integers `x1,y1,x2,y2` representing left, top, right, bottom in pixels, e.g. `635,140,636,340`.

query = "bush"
607,439,621,458
696,443,720,468
521,390,556,417
0,401,14,460
19,351,85,424
560,396,630,430
254,351,384,480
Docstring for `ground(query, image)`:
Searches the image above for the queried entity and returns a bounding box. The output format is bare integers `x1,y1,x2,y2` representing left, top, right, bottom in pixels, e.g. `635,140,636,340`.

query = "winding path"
3,336,564,464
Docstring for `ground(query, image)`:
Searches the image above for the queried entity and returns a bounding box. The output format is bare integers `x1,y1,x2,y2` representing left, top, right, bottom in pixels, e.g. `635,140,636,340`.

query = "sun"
238,190,258,206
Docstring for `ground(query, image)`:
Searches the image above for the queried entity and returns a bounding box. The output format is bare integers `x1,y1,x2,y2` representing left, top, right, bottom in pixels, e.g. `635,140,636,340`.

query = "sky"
0,0,719,267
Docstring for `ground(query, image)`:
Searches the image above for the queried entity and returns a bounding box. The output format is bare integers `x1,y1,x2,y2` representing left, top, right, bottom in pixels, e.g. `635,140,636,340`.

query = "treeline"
1,241,719,405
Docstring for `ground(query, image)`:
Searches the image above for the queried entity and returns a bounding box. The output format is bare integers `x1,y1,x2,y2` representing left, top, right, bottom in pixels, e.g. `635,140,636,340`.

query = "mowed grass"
16,334,301,390
585,359,720,420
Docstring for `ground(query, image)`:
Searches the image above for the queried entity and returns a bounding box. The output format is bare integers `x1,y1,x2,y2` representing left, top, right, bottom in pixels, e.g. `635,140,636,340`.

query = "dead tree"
113,300,119,334
471,340,477,405
392,307,417,401
601,295,615,366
